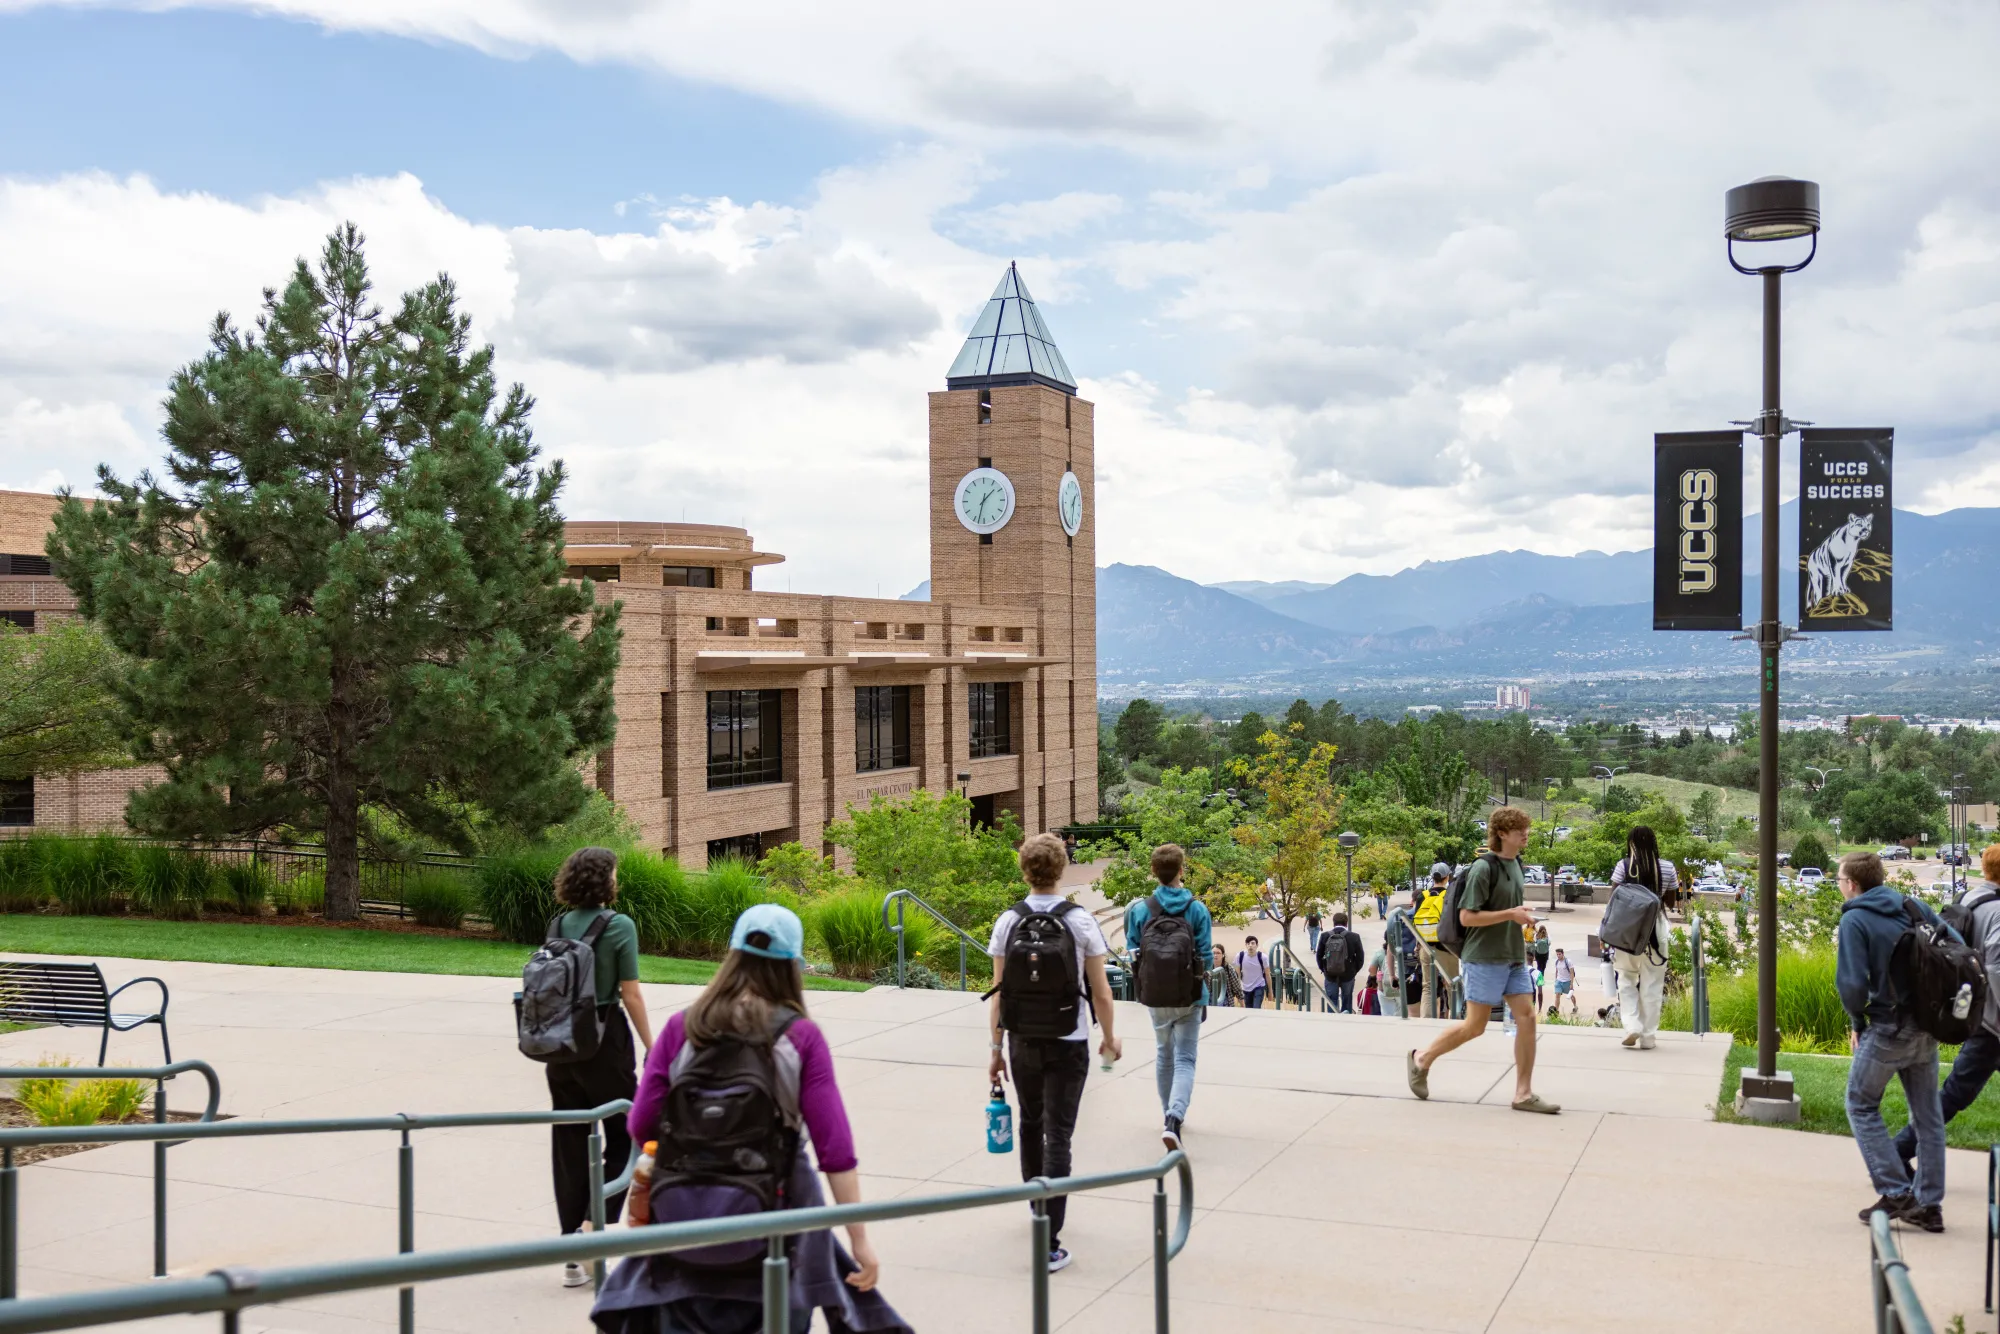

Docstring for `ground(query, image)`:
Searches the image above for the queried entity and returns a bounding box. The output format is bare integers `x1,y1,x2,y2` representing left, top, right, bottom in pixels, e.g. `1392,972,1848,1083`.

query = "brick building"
1,263,1100,864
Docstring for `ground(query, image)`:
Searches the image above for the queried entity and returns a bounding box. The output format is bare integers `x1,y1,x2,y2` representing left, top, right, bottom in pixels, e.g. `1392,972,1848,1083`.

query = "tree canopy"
0,619,131,779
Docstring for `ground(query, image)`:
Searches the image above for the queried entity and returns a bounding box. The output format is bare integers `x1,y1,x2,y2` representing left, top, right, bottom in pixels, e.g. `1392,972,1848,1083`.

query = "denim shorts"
1463,961,1534,1006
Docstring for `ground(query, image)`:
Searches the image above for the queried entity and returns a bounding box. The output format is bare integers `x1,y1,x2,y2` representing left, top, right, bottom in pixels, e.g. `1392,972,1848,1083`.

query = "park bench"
0,960,171,1063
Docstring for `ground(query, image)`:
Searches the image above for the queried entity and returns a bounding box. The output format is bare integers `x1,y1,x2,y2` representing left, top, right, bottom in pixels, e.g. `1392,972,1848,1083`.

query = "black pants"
548,1003,638,1235
1895,1026,2000,1168
1008,1035,1090,1249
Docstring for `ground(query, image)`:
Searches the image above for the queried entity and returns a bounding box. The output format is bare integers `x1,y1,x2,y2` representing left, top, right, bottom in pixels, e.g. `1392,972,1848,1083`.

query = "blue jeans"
1149,1005,1200,1121
1847,1021,1944,1208
1895,1027,2000,1169
1307,926,1322,954
1332,976,1355,1013
1244,986,1266,1009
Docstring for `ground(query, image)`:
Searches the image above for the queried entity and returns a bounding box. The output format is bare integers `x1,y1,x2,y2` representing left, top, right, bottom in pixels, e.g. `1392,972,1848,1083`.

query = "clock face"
1058,471,1084,537
954,467,1016,535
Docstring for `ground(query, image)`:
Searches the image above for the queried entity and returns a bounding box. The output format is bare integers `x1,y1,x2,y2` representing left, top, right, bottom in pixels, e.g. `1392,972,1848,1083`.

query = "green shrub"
271,869,325,917
42,834,132,915
218,861,273,915
14,1058,150,1127
611,849,690,954
680,859,780,958
0,836,45,912
809,885,937,979
475,847,567,944
1666,945,1848,1051
404,870,471,929
128,844,214,919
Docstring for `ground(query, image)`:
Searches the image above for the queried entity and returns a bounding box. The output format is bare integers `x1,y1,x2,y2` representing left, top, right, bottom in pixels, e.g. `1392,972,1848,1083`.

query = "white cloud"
958,193,1124,245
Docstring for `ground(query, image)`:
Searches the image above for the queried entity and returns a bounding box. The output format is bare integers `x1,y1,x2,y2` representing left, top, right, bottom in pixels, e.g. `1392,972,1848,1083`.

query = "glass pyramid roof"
945,262,1077,394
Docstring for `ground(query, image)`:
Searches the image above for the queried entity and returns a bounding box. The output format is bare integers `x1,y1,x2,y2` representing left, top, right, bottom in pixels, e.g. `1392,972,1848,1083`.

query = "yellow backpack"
1412,887,1444,944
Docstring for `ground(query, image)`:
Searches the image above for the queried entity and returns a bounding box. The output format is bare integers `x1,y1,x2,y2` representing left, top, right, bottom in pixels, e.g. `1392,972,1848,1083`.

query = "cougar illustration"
1806,512,1873,611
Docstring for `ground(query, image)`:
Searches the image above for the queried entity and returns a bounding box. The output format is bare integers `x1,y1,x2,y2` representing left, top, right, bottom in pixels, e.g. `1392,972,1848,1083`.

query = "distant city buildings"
1496,684,1531,711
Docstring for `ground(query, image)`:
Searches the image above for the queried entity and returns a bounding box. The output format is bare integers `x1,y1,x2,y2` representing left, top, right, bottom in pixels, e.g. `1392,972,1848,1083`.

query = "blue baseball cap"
729,903,804,961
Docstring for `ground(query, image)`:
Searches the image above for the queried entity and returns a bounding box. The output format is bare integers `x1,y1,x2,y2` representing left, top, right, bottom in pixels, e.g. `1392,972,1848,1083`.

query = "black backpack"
989,900,1085,1038
1939,884,1996,947
650,1009,802,1268
1319,926,1362,981
1435,854,1502,957
1890,898,1987,1045
1133,894,1202,1007
514,911,611,1064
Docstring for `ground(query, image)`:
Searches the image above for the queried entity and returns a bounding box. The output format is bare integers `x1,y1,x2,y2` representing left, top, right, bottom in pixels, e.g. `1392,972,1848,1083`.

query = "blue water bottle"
986,1081,1013,1154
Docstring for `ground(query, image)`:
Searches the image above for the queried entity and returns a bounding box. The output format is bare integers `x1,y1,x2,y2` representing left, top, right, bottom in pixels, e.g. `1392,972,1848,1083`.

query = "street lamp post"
1726,174,1819,1121
1591,764,1628,808
1338,830,1360,922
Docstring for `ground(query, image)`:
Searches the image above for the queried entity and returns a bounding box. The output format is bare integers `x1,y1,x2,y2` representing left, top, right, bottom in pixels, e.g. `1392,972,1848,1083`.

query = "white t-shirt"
988,893,1109,1043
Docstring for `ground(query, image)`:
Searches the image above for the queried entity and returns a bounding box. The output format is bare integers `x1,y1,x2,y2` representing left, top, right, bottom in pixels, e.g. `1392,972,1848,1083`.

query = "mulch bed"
1,1097,210,1167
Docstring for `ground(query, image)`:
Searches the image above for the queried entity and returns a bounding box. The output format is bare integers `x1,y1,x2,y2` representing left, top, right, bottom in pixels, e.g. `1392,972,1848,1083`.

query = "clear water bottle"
986,1082,1013,1154
1954,983,1974,1022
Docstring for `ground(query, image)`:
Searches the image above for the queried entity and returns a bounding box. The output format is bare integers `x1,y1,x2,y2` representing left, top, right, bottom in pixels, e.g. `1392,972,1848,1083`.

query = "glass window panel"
708,690,784,788
992,268,1019,299
967,302,1002,338
662,566,716,587
0,777,29,826
997,301,1025,336
947,337,992,379
992,337,1032,374
566,564,620,582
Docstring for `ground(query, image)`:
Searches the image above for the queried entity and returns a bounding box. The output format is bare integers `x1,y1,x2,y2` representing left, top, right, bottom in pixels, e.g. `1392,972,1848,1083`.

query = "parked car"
1942,845,1972,866
1555,865,1579,884
1776,851,1791,867
1523,866,1549,886
1553,826,1574,841
1879,845,1912,861
1796,867,1825,886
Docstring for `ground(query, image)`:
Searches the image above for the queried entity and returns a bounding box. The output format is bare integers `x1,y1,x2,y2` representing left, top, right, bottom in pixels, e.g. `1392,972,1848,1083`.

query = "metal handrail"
881,888,986,990
1689,914,1711,1036
1267,940,1334,1013
1870,1208,1934,1334
0,1090,634,1326
0,1150,1195,1334
0,1060,221,1299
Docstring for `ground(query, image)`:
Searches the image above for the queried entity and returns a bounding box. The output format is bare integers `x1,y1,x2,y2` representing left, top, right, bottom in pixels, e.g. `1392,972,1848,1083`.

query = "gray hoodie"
1835,885,1954,1032
1954,883,2000,1037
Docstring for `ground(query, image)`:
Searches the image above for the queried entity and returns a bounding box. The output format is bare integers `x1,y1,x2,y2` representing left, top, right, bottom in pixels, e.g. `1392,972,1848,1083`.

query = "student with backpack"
1305,906,1323,955
593,903,910,1334
1606,825,1679,1050
1358,969,1382,1015
1315,912,1364,1012
1895,845,2000,1181
1406,807,1558,1114
1837,850,1965,1233
1122,843,1213,1150
987,832,1121,1274
518,847,655,1287
1238,936,1269,1009
1210,944,1243,1007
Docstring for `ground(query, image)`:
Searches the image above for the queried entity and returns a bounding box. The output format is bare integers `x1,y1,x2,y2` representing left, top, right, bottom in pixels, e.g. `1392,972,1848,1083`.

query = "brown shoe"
1621,1032,1640,1048
1407,1049,1430,1101
1511,1093,1561,1115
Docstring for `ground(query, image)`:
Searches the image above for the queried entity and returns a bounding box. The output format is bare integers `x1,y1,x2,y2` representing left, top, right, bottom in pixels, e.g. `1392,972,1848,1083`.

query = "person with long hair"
545,847,654,1288
1609,825,1678,1050
592,903,909,1333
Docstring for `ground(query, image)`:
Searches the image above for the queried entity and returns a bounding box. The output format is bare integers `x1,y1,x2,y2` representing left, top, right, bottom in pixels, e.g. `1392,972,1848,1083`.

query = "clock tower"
928,263,1097,830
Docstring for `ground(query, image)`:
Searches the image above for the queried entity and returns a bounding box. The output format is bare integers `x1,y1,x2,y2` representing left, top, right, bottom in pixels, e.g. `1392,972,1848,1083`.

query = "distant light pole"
1591,764,1628,808
1726,173,1820,1117
1803,765,1840,792
1338,830,1360,920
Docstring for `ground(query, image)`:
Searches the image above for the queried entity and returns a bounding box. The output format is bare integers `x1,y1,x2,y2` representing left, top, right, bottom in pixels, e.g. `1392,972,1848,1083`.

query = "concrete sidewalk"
1,951,1987,1332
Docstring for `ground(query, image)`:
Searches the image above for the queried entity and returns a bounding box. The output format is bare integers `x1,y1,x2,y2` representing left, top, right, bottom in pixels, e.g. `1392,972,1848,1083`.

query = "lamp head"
1337,831,1361,852
1725,176,1820,241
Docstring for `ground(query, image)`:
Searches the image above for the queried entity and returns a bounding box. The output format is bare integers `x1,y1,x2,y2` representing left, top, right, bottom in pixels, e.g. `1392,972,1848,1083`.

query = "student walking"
1610,825,1679,1050
1406,808,1558,1114
1550,949,1578,1019
1238,936,1269,1009
1210,944,1244,1007
538,847,654,1287
1315,912,1364,1012
1123,844,1213,1150
1531,925,1552,1009
1895,845,2000,1180
1305,907,1323,955
592,904,909,1333
988,832,1122,1273
1838,851,1955,1232
1358,969,1382,1015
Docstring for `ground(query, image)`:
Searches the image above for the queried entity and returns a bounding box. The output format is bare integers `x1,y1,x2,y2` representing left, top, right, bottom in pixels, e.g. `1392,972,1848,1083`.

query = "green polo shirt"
557,908,640,1006
1459,857,1526,965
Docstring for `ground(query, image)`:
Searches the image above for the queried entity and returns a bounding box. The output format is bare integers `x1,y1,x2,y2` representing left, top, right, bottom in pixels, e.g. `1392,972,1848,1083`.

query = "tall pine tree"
50,225,621,919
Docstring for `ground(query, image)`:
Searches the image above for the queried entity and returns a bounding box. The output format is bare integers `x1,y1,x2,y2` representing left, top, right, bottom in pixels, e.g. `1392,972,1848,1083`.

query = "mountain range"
906,502,2000,695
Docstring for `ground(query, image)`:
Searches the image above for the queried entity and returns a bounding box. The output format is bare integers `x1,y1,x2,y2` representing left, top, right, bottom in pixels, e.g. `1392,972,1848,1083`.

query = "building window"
978,389,992,424
566,564,620,582
0,611,31,631
969,682,1012,759
708,833,764,865
707,690,783,789
0,778,31,827
0,554,52,576
856,686,912,772
661,566,717,588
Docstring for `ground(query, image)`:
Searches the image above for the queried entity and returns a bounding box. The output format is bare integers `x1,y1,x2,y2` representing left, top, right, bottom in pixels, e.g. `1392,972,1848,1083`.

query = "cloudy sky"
3,1,1998,597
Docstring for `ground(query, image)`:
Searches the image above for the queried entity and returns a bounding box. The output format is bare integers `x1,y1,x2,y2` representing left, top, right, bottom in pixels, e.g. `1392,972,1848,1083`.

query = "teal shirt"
1123,885,1215,1008
558,908,640,1006
1459,857,1527,965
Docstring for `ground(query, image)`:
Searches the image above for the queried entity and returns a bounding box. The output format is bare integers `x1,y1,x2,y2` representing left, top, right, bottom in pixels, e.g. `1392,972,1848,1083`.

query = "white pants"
1615,950,1668,1039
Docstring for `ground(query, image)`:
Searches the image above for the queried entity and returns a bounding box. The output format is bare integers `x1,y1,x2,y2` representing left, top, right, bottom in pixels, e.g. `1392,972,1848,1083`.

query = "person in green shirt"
1405,808,1559,1115
544,846,655,1286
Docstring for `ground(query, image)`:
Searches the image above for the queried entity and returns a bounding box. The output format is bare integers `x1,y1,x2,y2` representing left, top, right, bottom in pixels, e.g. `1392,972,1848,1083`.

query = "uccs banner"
1653,431,1743,631
1799,428,1893,631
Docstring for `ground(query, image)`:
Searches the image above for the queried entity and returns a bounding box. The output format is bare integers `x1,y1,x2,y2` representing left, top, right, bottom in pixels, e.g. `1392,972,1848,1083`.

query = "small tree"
50,226,621,919
0,619,130,779
1790,831,1830,874
1231,728,1345,954
1688,787,1724,836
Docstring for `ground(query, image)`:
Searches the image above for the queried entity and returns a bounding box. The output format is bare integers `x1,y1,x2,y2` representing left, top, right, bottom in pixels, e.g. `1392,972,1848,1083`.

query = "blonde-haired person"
543,847,654,1288
1891,843,2000,1187
1610,825,1679,1050
592,904,911,1333
987,832,1121,1274
1406,807,1558,1114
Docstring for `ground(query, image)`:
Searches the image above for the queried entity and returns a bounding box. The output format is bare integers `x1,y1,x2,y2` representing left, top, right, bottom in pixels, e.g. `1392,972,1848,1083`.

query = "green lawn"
1716,1040,2000,1148
0,915,869,991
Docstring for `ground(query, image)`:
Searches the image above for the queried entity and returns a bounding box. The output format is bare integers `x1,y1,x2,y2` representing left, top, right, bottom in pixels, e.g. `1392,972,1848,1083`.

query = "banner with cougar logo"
1653,431,1743,631
1799,428,1892,632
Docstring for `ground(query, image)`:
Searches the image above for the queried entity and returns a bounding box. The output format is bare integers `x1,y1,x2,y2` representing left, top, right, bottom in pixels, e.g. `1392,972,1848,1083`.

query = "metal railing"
1986,1146,1999,1327
1870,1208,1934,1334
0,1059,221,1298
0,1080,635,1330
1689,914,1711,1036
0,1150,1195,1334
880,888,987,991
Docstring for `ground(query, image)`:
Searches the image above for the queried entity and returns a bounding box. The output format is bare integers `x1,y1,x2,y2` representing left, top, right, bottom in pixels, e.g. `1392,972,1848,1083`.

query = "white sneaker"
562,1262,590,1289
1639,1036,1656,1050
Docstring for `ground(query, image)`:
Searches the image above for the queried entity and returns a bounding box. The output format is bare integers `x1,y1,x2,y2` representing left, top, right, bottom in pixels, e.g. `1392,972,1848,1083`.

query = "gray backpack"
1598,879,1665,963
515,911,612,1063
